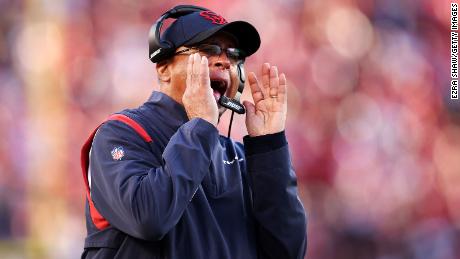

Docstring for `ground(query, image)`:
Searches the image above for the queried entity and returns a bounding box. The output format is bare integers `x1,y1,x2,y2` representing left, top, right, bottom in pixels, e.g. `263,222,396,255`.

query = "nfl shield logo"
111,146,125,160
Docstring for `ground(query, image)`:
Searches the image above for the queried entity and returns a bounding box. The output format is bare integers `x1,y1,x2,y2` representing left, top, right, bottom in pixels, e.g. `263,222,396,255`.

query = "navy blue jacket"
81,91,307,259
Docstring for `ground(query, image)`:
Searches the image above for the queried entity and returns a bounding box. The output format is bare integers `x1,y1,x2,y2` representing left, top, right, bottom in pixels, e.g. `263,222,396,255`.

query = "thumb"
243,100,259,136
243,101,256,126
243,100,256,117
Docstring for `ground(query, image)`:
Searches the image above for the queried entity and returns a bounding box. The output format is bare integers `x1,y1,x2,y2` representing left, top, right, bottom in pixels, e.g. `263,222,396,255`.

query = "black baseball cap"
161,10,261,59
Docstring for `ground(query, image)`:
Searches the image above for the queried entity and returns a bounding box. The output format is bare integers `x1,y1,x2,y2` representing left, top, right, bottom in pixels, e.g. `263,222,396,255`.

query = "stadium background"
0,0,457,258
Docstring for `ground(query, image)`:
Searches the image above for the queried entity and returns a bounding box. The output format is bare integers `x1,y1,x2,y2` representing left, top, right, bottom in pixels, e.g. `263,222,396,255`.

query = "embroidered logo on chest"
223,155,244,165
111,146,125,160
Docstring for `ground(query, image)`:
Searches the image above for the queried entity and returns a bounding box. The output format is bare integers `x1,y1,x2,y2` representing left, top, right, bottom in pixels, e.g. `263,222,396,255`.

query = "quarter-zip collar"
143,90,190,130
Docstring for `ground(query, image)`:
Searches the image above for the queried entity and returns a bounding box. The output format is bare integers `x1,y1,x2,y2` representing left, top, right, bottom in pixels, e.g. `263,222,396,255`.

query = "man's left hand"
243,63,287,137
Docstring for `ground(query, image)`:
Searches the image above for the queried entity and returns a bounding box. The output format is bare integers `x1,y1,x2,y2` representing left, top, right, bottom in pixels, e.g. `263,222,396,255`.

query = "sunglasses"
175,44,246,63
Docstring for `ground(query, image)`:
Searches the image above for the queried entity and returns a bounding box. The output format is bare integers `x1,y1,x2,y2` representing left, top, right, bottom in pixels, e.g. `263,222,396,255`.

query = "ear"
156,60,171,83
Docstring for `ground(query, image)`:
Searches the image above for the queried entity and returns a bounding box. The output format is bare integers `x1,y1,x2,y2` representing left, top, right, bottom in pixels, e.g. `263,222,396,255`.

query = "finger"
200,56,210,89
269,66,279,99
261,63,270,95
192,53,201,89
248,72,264,103
186,54,193,90
279,73,287,103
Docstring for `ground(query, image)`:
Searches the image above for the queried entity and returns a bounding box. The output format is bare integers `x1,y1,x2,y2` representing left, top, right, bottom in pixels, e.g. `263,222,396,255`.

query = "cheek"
172,69,187,85
170,63,188,92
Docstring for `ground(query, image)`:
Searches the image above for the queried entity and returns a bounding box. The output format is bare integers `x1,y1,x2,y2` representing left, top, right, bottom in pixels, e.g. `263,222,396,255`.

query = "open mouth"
210,79,228,102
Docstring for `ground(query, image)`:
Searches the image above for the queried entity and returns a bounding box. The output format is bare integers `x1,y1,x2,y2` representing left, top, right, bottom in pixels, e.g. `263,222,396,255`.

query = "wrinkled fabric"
82,91,307,259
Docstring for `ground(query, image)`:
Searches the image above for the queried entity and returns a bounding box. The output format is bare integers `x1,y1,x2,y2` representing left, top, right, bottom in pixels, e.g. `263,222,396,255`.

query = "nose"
211,52,231,70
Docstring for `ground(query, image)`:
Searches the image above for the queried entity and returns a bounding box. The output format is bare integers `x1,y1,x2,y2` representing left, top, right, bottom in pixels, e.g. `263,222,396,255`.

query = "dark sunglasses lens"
226,48,245,60
199,45,221,56
196,45,245,61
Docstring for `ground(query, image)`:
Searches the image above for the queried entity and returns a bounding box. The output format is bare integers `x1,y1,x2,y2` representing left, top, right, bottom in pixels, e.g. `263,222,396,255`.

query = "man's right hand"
182,53,218,127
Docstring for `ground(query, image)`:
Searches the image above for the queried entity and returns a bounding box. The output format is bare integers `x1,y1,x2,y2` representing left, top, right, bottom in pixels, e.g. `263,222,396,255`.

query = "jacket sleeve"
89,118,219,240
243,131,307,259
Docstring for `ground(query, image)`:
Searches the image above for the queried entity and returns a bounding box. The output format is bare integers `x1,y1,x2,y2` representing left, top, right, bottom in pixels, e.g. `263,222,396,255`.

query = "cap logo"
199,11,227,25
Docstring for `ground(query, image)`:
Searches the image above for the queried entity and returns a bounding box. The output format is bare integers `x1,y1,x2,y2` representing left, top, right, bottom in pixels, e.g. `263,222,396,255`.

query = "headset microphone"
218,96,245,114
220,61,246,114
221,61,246,137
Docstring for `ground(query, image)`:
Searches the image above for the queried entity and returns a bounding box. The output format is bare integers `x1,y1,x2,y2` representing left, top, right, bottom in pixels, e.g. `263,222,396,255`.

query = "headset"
148,5,246,118
149,5,209,63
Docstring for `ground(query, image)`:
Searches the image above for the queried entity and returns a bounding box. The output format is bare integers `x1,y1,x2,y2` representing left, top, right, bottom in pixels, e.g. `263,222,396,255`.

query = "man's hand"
183,53,218,127
243,63,287,137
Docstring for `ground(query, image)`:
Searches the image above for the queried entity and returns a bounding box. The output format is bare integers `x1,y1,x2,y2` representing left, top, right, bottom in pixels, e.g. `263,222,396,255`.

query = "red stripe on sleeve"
107,114,152,142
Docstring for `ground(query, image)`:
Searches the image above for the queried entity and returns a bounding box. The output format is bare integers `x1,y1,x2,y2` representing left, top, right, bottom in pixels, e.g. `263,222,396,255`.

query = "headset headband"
148,5,210,63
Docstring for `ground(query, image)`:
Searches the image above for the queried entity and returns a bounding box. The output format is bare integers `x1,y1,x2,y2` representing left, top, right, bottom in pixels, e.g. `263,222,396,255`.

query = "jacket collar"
145,91,189,126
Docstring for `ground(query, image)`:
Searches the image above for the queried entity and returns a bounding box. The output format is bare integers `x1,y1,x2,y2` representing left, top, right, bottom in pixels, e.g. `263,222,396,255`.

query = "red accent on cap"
199,11,227,25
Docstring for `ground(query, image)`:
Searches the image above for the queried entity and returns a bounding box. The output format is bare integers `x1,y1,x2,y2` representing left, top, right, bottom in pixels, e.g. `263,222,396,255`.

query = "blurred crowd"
0,0,458,258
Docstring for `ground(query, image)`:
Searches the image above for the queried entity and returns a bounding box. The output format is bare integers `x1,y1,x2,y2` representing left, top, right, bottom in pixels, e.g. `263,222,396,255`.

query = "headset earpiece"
148,19,174,62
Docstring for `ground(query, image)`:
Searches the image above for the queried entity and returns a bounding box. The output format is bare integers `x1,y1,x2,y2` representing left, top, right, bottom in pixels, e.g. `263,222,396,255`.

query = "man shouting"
81,5,307,259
